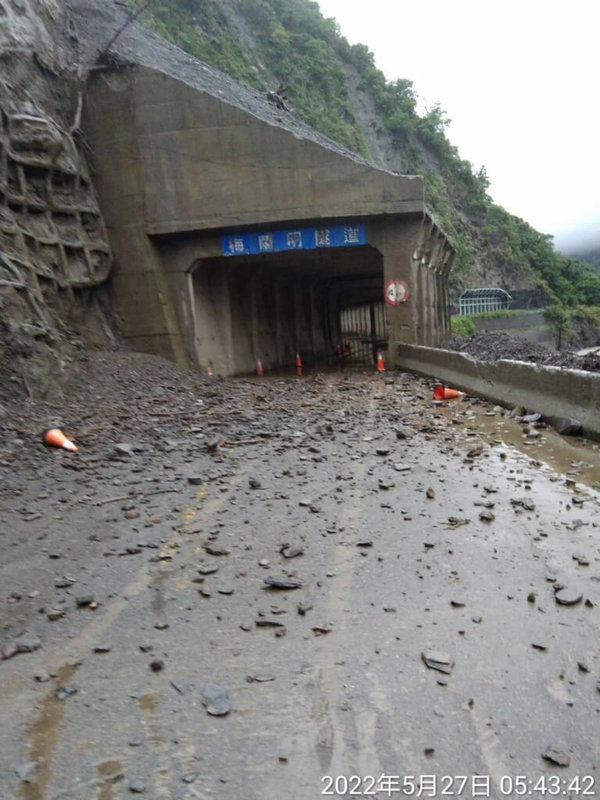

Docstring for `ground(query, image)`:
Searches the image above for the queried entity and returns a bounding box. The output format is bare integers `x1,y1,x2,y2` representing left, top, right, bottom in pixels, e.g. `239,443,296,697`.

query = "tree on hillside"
543,304,571,350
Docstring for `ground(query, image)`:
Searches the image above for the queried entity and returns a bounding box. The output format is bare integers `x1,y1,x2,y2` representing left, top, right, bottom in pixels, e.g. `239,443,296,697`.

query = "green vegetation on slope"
126,0,600,306
450,315,476,337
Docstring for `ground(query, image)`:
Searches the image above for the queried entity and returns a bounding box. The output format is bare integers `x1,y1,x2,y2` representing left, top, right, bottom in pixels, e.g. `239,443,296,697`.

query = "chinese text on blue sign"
222,223,366,256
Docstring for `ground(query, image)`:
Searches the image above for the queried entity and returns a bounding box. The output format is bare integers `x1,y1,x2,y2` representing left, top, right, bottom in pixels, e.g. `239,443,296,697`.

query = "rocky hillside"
0,1,116,403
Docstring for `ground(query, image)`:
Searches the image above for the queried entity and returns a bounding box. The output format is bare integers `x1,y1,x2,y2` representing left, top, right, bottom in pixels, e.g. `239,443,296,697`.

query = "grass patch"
451,315,475,337
467,309,540,320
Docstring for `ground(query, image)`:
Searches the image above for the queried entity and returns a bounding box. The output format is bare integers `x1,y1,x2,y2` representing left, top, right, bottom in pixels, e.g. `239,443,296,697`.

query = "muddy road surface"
1,353,600,799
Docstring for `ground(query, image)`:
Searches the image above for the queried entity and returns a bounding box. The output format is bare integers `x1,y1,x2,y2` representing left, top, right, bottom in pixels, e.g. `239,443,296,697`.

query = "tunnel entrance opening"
190,244,384,374
339,300,387,365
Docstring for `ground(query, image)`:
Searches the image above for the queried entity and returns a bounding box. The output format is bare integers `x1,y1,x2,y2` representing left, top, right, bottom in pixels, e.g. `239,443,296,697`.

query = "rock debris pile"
1,350,599,797
449,332,600,373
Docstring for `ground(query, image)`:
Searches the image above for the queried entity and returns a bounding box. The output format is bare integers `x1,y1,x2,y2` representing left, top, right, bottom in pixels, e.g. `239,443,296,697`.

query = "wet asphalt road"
1,371,600,800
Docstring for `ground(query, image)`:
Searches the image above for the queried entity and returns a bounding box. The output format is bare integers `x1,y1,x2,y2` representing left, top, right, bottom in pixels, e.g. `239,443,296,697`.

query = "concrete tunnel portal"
190,229,385,374
80,52,455,376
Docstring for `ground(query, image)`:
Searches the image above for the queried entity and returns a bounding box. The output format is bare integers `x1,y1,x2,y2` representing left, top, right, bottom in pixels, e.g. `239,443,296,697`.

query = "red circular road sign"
384,279,409,306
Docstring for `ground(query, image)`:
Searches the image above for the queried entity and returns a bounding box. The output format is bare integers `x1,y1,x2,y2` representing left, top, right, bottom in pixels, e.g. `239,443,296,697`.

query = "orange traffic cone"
376,350,385,372
295,353,302,376
433,385,466,401
44,428,78,452
256,359,263,377
207,364,213,377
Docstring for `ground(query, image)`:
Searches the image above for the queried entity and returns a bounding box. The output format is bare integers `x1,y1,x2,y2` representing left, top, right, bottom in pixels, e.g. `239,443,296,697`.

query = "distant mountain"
571,249,600,272
558,232,600,273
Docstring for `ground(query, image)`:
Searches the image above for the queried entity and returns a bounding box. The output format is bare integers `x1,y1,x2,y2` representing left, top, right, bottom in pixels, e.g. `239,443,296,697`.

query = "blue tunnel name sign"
222,223,366,256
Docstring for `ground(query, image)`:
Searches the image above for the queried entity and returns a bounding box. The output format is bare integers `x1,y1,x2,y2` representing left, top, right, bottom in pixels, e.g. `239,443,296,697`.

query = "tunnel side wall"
369,217,454,365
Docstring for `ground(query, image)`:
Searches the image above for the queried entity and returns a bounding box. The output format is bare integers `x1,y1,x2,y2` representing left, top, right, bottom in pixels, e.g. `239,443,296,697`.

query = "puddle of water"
239,362,373,381
440,404,600,488
16,664,78,800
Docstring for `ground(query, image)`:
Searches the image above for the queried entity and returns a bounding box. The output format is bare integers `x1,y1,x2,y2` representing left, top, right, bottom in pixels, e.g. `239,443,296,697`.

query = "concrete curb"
396,344,600,440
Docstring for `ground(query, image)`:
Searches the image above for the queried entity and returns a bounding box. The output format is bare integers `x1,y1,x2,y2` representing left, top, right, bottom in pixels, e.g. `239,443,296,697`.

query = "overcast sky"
316,0,599,253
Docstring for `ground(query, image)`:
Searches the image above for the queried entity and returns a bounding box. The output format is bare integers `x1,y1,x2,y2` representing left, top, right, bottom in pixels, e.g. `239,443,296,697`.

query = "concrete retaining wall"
472,312,545,333
471,312,555,347
396,344,600,440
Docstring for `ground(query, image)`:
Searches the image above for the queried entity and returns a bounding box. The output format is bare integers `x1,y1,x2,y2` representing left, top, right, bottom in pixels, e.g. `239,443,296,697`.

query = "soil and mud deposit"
1,351,599,799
